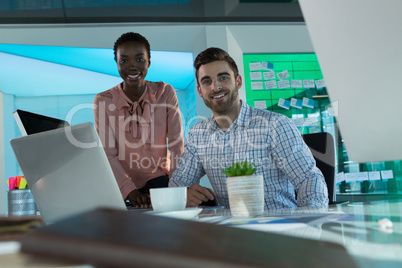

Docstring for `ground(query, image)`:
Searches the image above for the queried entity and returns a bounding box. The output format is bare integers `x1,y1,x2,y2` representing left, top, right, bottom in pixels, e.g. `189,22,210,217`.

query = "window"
243,53,402,200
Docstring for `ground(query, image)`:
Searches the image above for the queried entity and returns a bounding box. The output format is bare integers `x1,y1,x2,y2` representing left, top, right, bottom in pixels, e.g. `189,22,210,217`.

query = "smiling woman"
93,32,185,209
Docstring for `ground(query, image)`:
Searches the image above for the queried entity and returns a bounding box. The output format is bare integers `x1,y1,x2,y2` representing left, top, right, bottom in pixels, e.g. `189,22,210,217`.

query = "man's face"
196,60,242,115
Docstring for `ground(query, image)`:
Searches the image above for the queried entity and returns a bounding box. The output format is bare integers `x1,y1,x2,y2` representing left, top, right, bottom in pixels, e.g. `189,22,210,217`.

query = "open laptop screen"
13,109,70,136
10,123,127,223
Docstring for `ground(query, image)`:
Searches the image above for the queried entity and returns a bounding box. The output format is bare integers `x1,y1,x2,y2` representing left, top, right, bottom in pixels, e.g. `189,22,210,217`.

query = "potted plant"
222,161,264,217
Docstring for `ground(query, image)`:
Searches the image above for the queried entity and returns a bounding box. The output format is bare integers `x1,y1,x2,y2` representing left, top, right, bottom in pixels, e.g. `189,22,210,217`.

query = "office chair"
302,132,339,205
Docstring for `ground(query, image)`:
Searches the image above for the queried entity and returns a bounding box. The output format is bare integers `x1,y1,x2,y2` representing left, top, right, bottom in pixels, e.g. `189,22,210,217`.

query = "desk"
196,200,402,268
1,200,401,267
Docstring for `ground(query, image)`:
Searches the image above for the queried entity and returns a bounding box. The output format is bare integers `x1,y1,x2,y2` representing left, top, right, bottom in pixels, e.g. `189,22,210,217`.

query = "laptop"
10,122,127,223
13,109,70,136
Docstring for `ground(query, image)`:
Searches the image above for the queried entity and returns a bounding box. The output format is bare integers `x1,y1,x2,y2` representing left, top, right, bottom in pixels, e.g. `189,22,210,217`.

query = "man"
169,47,328,210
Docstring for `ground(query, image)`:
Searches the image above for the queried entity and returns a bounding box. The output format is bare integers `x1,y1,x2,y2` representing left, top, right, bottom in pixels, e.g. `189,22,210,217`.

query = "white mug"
150,187,187,213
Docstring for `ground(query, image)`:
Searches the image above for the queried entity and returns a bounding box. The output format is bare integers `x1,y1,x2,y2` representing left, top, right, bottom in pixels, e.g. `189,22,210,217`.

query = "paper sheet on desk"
220,217,312,233
198,213,354,237
197,216,318,239
231,218,308,232
221,213,351,225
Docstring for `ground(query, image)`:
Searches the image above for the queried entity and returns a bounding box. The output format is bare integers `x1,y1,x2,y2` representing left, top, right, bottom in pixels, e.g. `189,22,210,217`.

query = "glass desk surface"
1,200,401,268
195,200,402,268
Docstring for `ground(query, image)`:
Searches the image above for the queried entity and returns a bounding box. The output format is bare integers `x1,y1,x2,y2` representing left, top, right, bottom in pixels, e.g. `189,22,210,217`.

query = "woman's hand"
127,189,152,209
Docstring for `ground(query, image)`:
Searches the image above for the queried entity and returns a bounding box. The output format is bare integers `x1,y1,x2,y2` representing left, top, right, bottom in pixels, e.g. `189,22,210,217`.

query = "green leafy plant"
222,161,257,177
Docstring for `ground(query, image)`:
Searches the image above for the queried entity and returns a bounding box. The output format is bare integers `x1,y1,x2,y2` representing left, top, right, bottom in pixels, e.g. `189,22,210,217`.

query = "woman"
93,32,184,208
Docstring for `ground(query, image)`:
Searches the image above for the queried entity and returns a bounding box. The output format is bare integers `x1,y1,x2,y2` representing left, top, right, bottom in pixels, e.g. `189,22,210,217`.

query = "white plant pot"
227,175,264,217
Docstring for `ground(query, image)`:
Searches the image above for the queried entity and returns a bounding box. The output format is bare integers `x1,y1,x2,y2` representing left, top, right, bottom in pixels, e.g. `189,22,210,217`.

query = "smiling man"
169,47,328,210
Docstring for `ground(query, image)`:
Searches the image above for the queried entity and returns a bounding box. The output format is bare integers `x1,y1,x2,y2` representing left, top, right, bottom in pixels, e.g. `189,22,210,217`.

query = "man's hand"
127,189,151,209
187,184,215,207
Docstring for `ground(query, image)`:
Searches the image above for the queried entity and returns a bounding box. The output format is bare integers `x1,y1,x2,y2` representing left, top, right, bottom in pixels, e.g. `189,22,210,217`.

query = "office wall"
0,23,314,214
0,23,313,118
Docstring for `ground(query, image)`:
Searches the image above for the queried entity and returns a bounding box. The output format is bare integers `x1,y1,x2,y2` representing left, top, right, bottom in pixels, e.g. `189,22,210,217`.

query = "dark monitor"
13,109,70,136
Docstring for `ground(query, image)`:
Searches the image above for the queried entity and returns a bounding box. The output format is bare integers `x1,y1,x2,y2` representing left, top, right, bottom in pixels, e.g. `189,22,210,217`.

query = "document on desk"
202,213,354,242
198,213,354,234
224,217,308,232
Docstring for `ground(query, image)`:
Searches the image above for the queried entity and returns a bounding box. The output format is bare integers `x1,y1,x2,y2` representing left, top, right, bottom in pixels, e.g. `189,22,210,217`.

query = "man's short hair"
113,32,151,62
194,47,239,85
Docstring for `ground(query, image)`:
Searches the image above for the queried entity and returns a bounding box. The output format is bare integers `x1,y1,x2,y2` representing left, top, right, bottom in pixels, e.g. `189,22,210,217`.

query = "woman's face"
116,41,150,90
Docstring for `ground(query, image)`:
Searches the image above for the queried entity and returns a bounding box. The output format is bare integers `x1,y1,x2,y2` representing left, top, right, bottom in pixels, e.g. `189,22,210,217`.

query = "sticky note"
304,117,318,127
336,172,345,184
265,80,277,90
278,98,290,110
251,81,264,90
368,171,381,181
315,79,326,89
303,79,315,89
250,72,262,80
290,98,303,109
356,172,369,182
277,70,290,80
302,97,315,108
262,61,274,70
291,80,303,88
381,170,394,180
249,62,262,71
278,80,290,90
345,173,358,183
292,117,305,127
263,70,275,80
254,101,267,110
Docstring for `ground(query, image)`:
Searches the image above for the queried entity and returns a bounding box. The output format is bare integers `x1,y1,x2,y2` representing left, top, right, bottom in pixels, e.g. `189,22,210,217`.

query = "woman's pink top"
93,81,184,199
